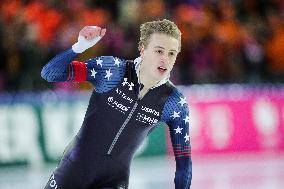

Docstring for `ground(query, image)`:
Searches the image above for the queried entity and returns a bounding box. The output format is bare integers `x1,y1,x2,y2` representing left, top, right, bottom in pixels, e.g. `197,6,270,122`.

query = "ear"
139,45,145,57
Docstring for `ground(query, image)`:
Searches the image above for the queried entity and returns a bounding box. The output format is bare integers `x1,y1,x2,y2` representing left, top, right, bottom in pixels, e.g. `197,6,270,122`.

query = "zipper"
106,83,150,155
107,100,139,154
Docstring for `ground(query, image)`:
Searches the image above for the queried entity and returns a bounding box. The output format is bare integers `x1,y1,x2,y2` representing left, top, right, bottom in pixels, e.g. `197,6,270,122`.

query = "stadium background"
0,0,284,188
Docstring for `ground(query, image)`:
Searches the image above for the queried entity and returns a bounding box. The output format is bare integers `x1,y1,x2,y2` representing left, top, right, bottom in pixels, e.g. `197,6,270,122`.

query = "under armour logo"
122,78,134,90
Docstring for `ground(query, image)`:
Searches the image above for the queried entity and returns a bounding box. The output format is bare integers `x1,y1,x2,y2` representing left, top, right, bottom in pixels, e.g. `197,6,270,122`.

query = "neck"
139,64,160,90
139,71,156,89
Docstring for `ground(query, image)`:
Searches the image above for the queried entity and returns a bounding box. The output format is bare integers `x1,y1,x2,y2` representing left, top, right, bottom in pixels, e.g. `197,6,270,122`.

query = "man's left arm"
161,90,192,189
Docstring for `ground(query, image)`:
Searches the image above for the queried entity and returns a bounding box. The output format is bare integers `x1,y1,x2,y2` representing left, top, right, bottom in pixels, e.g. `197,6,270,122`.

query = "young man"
42,19,192,189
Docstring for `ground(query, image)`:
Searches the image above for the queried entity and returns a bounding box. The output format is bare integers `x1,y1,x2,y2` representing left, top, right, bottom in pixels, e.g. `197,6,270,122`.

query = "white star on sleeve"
171,111,181,119
96,58,103,67
90,68,97,78
105,69,113,80
178,97,187,107
184,133,190,142
174,126,183,134
114,57,121,67
183,115,190,125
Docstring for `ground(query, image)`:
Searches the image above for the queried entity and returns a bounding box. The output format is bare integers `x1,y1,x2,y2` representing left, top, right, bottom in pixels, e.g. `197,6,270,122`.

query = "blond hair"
138,19,182,51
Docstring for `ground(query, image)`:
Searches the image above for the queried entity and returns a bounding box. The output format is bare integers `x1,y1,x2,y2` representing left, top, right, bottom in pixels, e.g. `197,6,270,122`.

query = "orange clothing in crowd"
1,0,22,22
24,1,63,45
266,27,284,74
215,20,243,48
80,8,111,27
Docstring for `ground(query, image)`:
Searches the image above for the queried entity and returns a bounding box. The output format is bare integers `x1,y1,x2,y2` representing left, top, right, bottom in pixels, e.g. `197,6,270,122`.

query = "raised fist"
79,26,106,40
72,26,107,53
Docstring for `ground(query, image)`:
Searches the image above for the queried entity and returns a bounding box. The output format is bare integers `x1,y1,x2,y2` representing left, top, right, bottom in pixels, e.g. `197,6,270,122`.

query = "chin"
155,75,167,82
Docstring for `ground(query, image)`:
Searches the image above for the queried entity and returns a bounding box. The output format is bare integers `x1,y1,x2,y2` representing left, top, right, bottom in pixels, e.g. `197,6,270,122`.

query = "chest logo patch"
122,78,134,91
107,96,130,114
136,105,160,125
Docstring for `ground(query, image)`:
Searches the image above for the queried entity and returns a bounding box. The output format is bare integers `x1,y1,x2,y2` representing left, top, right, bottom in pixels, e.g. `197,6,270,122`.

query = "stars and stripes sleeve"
84,56,126,93
41,48,77,82
161,88,192,189
41,48,126,93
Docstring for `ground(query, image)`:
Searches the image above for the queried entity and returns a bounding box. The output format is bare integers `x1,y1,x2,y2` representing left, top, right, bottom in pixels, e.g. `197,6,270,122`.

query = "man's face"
140,33,180,82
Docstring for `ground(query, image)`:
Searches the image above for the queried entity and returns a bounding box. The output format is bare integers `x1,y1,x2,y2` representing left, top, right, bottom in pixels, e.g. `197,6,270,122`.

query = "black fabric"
45,61,174,189
45,154,129,189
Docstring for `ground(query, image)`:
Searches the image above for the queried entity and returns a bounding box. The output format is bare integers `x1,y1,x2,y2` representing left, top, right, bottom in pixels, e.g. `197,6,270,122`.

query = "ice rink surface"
0,153,283,189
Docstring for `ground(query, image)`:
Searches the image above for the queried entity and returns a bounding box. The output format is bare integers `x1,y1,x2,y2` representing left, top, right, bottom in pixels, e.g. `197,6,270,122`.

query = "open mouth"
157,66,167,73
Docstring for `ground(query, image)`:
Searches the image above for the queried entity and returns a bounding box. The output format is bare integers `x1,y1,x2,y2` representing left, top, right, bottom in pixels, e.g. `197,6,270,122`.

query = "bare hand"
79,26,106,40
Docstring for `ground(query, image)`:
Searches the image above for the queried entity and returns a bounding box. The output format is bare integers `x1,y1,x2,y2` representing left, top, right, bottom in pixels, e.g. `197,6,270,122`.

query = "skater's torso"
68,60,174,168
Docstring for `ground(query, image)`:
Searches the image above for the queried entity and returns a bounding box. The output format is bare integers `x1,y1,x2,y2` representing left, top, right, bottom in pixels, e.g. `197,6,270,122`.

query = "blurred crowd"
0,0,284,91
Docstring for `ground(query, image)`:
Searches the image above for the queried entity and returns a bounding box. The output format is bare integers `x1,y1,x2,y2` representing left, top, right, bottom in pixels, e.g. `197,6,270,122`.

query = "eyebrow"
154,46,178,52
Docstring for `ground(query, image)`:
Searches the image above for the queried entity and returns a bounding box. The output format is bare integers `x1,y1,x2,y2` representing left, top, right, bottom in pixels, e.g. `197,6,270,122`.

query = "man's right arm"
41,26,106,83
41,48,78,82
